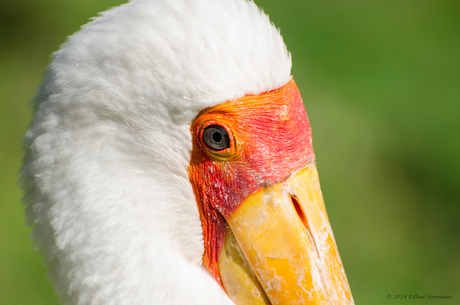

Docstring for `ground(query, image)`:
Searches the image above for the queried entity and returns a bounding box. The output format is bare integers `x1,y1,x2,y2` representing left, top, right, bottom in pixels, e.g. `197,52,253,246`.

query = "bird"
21,0,354,304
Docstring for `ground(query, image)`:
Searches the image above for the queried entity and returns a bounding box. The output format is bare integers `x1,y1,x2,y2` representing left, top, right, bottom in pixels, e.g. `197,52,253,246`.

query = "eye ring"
203,125,230,151
198,120,237,160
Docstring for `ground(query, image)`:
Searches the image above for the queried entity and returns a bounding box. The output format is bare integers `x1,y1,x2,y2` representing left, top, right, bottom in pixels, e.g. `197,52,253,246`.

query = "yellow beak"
218,165,354,305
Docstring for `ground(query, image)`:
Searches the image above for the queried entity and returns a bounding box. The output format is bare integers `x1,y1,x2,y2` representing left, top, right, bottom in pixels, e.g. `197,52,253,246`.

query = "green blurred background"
1,0,459,304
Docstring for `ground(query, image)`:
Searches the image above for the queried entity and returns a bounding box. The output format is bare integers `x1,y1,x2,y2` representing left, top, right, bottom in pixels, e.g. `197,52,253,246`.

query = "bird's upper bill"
188,79,353,304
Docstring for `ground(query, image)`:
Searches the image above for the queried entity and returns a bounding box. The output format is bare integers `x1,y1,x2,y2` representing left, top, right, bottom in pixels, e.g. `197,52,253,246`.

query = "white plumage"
21,0,291,304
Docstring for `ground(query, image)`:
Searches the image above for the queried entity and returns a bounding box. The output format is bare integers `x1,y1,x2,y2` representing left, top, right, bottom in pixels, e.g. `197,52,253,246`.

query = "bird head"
21,0,353,304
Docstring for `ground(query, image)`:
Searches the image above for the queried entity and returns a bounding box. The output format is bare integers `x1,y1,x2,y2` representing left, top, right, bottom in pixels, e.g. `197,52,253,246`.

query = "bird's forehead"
53,0,292,126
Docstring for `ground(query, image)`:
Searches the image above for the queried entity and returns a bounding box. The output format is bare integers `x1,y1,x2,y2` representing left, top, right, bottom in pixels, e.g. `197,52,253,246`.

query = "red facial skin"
188,79,314,286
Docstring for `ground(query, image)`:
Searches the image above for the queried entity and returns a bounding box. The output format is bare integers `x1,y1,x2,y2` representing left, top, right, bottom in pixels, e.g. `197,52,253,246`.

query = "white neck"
21,0,291,303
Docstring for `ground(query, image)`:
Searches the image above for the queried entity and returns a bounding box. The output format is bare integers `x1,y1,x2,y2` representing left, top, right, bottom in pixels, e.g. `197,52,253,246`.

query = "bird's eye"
203,125,230,151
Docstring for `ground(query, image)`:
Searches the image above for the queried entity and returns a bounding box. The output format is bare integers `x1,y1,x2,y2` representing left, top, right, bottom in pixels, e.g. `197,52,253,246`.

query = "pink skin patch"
188,79,314,286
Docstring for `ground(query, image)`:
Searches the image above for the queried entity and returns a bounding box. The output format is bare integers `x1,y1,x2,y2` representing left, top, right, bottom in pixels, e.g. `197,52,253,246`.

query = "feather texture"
21,0,291,304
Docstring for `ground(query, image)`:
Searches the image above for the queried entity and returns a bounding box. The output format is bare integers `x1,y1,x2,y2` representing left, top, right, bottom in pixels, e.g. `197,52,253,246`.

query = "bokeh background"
1,0,459,304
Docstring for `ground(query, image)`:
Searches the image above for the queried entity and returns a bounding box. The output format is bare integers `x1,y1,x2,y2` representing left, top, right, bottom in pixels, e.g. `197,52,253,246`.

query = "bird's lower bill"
217,165,354,305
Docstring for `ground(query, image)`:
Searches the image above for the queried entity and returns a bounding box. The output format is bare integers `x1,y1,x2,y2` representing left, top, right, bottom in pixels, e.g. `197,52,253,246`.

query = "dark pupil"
212,132,223,142
203,125,230,151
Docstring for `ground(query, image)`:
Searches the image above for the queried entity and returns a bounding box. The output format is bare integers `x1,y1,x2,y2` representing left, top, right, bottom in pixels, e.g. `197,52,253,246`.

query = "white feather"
21,0,292,304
